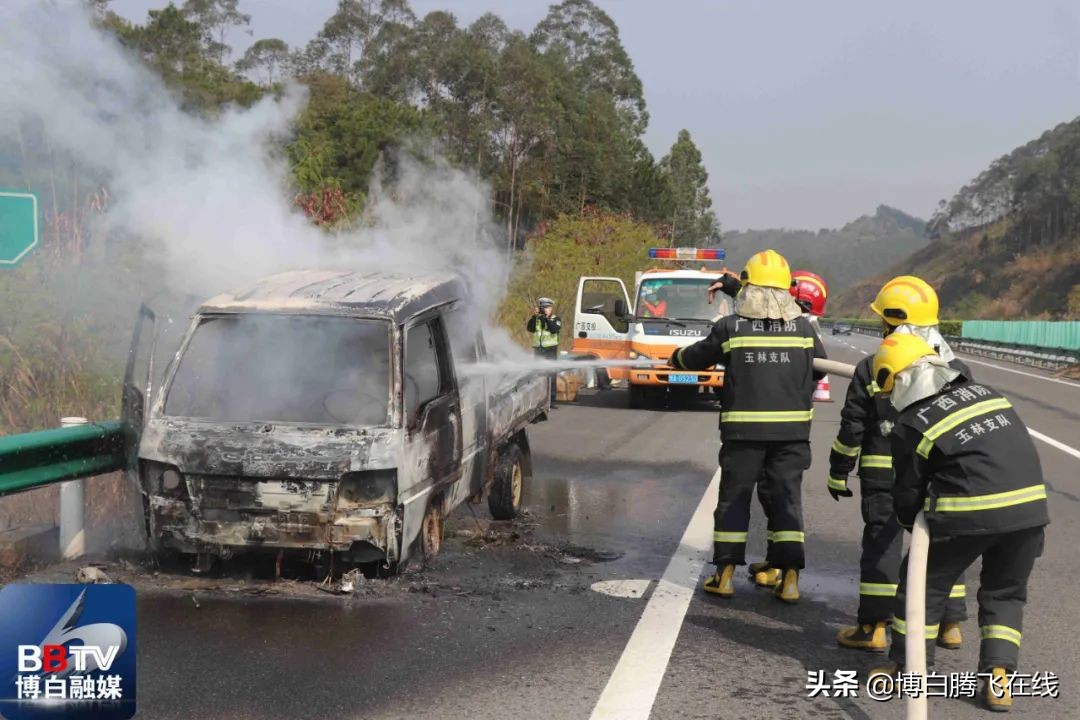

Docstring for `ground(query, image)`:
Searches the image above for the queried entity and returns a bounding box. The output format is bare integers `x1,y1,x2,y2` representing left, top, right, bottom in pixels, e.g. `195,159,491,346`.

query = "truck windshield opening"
636,278,732,321
164,314,391,425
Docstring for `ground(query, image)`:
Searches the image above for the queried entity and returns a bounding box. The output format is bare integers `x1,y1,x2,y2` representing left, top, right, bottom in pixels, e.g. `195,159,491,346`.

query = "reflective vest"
532,317,560,349
642,299,667,317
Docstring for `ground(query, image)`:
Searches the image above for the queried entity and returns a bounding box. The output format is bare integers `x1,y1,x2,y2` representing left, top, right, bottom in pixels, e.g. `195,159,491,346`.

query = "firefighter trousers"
713,440,809,569
857,483,969,624
889,525,1045,672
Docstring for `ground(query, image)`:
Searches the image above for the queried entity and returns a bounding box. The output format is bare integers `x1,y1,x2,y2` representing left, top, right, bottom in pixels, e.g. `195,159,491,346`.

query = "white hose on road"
906,511,930,720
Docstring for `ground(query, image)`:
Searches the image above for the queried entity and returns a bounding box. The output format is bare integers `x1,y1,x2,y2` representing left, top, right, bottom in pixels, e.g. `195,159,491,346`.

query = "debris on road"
316,567,366,596
75,565,112,584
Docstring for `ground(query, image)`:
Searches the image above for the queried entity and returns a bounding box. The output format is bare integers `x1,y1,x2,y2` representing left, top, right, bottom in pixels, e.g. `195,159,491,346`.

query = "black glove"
827,476,853,501
708,274,742,303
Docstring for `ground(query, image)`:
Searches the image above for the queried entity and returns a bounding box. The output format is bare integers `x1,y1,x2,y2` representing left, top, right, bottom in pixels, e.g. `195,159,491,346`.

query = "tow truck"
570,248,732,408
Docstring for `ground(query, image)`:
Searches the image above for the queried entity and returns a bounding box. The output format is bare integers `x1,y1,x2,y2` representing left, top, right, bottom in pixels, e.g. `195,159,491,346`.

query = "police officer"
870,334,1048,712
830,277,971,652
672,249,826,603
527,297,561,404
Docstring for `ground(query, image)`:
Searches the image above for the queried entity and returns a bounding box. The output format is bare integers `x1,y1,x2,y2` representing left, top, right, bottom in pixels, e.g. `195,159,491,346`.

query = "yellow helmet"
741,249,792,290
870,276,939,327
872,333,936,393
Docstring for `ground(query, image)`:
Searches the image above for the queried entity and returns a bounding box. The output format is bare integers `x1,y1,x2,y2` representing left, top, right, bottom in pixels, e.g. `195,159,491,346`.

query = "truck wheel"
489,442,527,520
421,503,443,560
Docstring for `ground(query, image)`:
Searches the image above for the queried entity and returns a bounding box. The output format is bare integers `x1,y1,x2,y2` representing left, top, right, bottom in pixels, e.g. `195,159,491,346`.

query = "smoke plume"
0,0,515,350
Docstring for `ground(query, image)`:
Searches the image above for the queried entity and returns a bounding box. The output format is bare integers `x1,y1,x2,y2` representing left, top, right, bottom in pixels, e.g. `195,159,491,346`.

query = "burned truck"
122,270,549,572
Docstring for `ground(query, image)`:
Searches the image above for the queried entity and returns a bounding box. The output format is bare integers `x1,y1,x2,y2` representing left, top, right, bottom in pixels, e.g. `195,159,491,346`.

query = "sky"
109,0,1080,231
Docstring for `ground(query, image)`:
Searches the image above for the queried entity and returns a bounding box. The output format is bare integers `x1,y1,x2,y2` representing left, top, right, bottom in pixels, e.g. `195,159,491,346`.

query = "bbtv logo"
0,584,136,719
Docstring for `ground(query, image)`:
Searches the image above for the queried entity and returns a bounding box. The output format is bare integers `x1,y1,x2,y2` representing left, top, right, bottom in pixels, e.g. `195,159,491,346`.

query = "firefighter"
672,249,826,602
869,334,1049,712
527,297,562,404
749,269,830,587
831,276,971,652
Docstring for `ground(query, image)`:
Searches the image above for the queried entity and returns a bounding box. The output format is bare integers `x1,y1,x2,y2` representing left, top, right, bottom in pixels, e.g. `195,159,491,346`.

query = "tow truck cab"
570,248,731,408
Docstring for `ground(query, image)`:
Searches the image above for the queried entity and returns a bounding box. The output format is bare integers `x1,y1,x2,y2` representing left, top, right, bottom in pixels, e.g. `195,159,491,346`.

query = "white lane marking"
591,579,653,599
962,357,1080,389
589,467,721,720
1029,428,1080,460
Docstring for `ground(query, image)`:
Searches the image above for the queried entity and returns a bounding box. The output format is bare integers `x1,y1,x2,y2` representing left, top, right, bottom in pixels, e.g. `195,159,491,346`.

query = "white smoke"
0,0,515,346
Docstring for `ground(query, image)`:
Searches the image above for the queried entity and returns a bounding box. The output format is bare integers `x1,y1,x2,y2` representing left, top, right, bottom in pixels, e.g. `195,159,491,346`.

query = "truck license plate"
668,373,697,384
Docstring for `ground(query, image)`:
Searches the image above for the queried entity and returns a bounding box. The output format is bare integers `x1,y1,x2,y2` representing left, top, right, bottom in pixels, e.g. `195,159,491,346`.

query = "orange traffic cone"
813,375,832,402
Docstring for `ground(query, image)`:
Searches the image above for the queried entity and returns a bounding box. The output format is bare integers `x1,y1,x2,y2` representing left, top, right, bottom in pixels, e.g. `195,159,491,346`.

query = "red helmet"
790,270,828,316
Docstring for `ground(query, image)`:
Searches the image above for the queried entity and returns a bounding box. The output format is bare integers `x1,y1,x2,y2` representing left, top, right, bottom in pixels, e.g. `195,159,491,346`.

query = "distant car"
832,322,853,336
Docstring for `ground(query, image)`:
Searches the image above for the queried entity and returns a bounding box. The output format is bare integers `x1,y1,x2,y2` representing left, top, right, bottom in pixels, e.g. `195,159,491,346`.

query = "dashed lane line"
589,466,721,720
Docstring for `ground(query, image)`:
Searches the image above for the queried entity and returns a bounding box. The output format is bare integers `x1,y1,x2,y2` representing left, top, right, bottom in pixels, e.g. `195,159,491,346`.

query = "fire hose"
814,357,929,720
631,352,929,715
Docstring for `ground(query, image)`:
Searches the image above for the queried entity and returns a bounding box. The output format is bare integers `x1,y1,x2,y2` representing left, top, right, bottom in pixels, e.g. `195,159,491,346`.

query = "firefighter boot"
837,621,888,652
868,662,902,698
703,565,735,598
748,561,769,576
937,622,963,649
774,569,799,603
754,568,782,587
983,667,1012,712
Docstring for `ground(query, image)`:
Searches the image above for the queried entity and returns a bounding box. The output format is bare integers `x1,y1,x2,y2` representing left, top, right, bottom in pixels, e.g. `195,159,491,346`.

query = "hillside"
721,205,929,295
834,117,1080,320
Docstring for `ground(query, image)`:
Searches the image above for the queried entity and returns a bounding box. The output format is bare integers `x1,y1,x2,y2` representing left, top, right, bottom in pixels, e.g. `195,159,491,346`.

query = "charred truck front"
123,270,549,572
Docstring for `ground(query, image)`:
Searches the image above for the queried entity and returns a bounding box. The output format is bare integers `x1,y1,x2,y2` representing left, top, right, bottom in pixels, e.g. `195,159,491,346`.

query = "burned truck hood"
138,418,402,479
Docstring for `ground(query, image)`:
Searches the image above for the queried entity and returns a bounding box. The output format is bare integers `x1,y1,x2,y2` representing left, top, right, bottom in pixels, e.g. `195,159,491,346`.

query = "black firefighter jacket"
889,378,1050,537
671,314,827,442
829,355,972,493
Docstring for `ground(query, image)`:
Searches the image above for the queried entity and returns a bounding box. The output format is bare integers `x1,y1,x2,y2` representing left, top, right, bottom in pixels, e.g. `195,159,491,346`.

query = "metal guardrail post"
59,416,87,560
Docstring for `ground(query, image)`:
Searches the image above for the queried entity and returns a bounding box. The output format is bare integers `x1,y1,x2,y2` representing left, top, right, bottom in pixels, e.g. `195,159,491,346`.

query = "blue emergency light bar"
649,247,726,261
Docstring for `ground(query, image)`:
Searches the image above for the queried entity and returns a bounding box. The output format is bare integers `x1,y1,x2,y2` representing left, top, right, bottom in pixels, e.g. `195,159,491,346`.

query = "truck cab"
122,270,548,573
570,249,730,408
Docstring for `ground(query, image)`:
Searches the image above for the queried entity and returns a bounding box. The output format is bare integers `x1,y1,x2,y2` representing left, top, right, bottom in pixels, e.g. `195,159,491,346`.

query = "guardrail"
823,321,1079,372
0,419,125,561
947,338,1077,371
0,420,124,498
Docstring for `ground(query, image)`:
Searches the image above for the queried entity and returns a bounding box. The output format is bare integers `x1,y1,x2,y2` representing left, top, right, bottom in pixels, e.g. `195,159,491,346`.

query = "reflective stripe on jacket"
527,314,561,348
891,380,1050,537
671,314,826,442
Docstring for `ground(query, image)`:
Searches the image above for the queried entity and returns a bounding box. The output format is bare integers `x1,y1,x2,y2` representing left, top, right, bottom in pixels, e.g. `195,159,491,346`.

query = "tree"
182,0,251,63
307,0,415,88
660,129,719,246
530,0,647,135
237,38,289,85
491,35,562,255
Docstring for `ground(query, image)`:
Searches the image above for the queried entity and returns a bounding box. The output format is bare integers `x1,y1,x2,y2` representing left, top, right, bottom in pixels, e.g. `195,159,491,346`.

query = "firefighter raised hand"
706,271,742,304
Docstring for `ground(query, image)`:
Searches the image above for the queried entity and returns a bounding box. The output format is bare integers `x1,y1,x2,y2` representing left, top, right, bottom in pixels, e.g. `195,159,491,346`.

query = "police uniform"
829,355,971,626
886,378,1049,672
672,313,826,571
527,309,561,401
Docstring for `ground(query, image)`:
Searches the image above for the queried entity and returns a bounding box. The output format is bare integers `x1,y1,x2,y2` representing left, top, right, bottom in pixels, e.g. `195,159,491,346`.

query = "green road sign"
0,190,40,266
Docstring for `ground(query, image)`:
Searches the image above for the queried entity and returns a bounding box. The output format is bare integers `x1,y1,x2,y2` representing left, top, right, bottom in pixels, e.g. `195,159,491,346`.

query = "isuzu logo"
669,328,703,337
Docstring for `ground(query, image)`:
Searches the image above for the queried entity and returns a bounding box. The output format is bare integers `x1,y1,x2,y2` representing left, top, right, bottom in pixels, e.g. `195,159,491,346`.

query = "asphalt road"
12,333,1080,719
